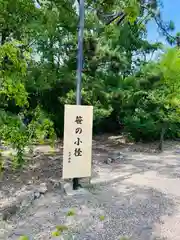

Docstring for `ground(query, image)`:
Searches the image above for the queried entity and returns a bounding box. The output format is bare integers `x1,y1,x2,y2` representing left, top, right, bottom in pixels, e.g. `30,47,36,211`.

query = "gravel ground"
1,183,175,240
1,137,180,240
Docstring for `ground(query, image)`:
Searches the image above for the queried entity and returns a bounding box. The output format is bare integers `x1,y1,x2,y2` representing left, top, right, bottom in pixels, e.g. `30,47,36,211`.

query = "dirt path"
1,136,180,239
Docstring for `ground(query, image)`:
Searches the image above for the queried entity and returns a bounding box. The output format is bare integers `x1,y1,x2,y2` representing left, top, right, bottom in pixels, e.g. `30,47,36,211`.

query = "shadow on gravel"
118,150,180,180
1,137,179,201
4,182,175,240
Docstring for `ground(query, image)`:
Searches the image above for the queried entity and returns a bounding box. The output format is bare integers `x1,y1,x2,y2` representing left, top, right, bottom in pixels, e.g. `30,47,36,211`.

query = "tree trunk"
1,29,8,45
158,122,167,152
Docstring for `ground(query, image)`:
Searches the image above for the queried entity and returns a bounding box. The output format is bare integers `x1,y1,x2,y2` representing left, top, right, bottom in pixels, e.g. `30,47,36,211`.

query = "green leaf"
18,236,29,240
99,215,105,221
67,209,76,217
52,231,61,237
56,225,68,232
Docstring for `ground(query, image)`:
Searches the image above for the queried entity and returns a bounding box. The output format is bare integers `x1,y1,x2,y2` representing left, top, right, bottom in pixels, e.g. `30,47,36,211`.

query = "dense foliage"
0,0,180,165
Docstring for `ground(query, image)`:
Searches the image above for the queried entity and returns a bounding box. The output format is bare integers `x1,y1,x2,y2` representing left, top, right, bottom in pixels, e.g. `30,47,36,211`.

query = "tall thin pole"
76,0,84,105
73,0,85,190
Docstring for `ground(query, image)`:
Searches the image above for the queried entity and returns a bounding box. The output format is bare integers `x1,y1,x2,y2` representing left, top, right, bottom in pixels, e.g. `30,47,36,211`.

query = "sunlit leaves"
1,76,29,107
160,48,180,91
124,0,140,24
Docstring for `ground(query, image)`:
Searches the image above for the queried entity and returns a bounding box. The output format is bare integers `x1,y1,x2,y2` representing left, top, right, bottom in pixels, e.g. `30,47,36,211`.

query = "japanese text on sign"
74,116,83,157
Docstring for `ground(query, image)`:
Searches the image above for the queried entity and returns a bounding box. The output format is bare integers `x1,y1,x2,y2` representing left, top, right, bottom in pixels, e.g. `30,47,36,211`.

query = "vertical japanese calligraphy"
74,116,83,157
68,152,71,163
63,105,93,179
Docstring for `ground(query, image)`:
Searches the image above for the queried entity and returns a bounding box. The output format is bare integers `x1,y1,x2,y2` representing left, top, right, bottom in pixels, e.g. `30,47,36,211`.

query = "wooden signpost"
62,104,93,179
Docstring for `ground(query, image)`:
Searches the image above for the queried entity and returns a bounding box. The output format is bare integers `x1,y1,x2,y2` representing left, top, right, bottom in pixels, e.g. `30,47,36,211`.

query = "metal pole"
73,0,85,190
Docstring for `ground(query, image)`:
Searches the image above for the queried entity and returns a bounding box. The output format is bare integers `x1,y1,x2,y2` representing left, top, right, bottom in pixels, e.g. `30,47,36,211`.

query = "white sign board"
62,104,93,179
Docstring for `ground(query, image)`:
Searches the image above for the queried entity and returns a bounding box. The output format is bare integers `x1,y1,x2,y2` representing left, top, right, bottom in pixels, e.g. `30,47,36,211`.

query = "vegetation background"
1,0,180,167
